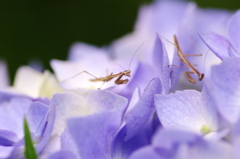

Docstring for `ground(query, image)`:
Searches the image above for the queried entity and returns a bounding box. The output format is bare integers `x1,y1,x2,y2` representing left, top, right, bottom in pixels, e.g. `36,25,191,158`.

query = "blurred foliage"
0,0,239,83
24,118,38,159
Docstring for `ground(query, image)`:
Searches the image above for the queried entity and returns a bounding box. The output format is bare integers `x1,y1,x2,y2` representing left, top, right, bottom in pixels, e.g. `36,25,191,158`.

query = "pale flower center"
200,124,211,134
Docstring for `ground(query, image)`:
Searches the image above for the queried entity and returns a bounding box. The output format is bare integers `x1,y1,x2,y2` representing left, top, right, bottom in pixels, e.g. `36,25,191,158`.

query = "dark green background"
0,0,239,82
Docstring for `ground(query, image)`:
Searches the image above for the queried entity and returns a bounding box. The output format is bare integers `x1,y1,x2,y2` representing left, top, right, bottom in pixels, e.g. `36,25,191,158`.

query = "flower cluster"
0,0,240,159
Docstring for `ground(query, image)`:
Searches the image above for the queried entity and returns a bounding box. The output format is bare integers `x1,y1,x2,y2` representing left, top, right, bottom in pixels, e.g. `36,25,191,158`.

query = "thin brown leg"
168,64,188,68
184,71,196,84
98,81,106,89
182,54,202,56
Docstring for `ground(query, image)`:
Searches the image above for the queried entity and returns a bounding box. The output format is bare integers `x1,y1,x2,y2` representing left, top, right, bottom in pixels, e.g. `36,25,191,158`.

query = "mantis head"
123,70,131,77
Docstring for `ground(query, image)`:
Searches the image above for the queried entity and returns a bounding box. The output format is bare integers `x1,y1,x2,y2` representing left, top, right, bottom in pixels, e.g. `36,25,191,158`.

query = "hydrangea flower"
129,129,233,159
0,92,55,158
1,0,240,159
110,0,231,89
198,10,240,60
42,77,161,158
51,33,169,99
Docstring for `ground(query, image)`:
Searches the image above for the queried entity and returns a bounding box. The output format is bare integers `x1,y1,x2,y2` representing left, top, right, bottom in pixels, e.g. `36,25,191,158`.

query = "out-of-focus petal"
0,130,18,146
26,101,48,136
152,129,233,159
36,103,56,154
60,129,79,159
0,146,14,159
13,66,60,98
135,0,188,37
0,97,32,138
209,57,240,124
39,70,63,98
47,150,77,159
39,135,61,158
50,92,88,135
197,31,231,60
13,66,44,98
128,146,164,159
228,45,238,57
228,10,240,52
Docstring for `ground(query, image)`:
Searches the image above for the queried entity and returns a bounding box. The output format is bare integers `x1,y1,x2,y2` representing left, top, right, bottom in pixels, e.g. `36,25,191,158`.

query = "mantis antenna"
203,50,210,75
128,42,145,70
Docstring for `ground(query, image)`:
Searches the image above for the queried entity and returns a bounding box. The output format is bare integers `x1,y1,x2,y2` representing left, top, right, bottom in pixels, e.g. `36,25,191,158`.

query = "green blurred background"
0,0,239,82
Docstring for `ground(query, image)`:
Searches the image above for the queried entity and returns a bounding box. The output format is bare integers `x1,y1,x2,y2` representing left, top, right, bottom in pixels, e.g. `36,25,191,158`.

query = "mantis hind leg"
98,81,106,89
184,71,196,84
168,64,188,68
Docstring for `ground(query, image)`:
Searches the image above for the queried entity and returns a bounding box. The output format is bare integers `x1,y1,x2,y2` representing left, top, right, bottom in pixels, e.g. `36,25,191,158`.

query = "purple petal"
210,57,240,124
153,35,171,93
39,135,61,158
111,78,161,158
129,146,164,159
200,85,219,132
126,87,140,114
68,111,122,159
0,91,31,104
228,45,238,57
123,78,161,141
155,90,218,134
7,139,24,158
113,119,154,158
36,103,56,154
26,101,48,136
135,0,188,35
232,118,240,158
228,10,240,52
197,31,231,60
0,97,32,138
152,129,233,159
47,150,77,159
0,146,14,159
0,130,18,146
50,92,88,134
152,129,199,150
86,89,128,114
60,129,79,158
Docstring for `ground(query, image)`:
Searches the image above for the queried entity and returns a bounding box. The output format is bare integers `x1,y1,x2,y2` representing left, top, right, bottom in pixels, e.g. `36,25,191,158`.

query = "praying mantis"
61,43,144,88
172,35,204,84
